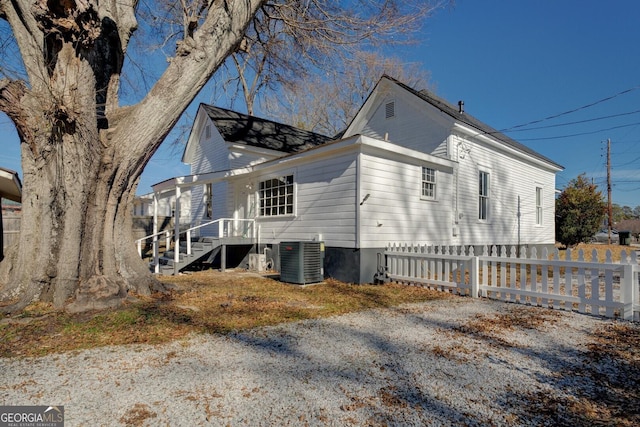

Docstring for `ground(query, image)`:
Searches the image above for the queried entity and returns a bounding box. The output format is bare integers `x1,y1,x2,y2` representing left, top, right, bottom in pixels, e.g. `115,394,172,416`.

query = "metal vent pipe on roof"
458,100,464,113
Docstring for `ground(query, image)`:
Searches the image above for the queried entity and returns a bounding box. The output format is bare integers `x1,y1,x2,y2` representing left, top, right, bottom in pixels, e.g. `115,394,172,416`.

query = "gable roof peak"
379,75,563,170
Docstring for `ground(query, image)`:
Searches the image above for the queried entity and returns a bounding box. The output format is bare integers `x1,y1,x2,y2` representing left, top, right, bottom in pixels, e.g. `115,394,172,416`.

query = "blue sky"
1,1,639,207
397,0,640,207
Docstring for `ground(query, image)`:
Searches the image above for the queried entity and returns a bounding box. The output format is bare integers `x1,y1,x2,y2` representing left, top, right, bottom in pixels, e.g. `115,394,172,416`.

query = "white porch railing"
136,230,172,273
135,218,256,274
384,243,640,321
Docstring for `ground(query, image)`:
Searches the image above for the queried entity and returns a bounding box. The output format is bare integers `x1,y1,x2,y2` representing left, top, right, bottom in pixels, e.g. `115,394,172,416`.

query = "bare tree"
216,0,445,116
0,0,443,314
0,0,266,313
265,52,433,136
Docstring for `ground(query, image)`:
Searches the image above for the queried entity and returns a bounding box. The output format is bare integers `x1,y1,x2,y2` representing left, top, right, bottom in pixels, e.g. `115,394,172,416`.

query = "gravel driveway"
1,296,638,426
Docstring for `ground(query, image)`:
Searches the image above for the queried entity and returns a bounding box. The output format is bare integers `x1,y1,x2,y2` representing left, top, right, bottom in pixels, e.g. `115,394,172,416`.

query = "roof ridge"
380,76,563,169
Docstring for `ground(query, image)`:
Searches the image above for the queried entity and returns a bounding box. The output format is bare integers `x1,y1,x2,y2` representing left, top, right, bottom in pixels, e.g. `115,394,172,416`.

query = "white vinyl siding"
346,83,454,159
358,154,454,248
189,115,230,227
254,153,358,248
453,134,557,246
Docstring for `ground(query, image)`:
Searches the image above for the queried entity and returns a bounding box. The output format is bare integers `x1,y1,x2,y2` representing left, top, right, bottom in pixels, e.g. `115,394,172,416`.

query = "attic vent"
205,124,211,139
385,101,395,119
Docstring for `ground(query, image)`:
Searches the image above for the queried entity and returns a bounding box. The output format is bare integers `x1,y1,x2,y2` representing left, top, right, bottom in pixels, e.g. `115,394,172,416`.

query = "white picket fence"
384,243,640,321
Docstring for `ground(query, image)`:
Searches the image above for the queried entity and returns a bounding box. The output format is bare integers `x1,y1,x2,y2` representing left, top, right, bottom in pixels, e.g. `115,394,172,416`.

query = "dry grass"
557,243,637,262
119,403,157,427
0,270,446,358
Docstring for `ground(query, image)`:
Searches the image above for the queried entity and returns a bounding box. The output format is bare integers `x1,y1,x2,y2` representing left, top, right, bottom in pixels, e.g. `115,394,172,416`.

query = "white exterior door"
234,186,256,237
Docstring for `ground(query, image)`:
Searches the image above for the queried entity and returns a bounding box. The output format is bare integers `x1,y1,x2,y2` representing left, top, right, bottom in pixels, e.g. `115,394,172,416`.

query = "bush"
556,174,606,248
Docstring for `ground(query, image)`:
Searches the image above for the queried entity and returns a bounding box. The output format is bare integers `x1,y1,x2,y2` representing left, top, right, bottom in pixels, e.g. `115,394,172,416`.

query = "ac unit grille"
279,241,323,284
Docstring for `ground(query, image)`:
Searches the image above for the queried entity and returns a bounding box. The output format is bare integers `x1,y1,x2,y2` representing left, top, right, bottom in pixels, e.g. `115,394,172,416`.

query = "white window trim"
421,166,437,201
258,174,296,218
478,168,490,222
535,186,543,226
204,183,212,219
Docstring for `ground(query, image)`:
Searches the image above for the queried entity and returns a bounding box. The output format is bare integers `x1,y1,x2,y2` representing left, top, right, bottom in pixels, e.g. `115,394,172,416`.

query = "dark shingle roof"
382,75,564,170
202,105,332,153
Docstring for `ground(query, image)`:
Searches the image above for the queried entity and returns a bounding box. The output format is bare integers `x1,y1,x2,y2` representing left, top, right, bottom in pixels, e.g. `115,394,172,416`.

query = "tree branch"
0,0,48,89
110,0,267,169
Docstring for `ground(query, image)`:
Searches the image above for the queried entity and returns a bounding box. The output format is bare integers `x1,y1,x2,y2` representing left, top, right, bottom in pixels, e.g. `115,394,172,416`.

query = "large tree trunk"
0,0,159,313
0,31,159,313
0,0,265,313
1,135,159,313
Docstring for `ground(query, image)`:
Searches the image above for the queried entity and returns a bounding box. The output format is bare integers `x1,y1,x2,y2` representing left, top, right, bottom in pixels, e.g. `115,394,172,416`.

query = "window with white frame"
259,175,294,216
479,170,489,220
421,167,436,200
204,183,212,219
536,187,543,225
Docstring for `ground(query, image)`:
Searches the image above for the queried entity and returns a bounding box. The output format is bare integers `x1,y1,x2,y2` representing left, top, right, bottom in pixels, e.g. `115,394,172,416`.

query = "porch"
136,171,259,275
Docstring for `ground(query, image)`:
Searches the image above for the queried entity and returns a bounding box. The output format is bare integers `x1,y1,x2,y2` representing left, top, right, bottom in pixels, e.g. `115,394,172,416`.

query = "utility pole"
607,138,613,244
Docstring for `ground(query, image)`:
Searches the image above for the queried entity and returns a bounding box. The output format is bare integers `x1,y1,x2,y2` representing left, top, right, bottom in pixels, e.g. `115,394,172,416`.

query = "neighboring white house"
133,190,191,225
152,75,563,283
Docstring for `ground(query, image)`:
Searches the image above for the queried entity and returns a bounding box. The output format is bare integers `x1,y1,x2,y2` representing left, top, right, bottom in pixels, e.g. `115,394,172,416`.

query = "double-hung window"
204,183,212,219
478,171,490,220
259,175,294,216
421,167,436,200
536,187,543,225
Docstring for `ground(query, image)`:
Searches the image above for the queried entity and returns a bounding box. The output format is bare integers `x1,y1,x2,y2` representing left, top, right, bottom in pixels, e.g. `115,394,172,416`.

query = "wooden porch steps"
151,236,255,275
152,237,220,275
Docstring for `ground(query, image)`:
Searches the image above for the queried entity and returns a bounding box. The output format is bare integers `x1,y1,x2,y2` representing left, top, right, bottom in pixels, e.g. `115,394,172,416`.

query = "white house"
151,75,563,283
134,191,191,225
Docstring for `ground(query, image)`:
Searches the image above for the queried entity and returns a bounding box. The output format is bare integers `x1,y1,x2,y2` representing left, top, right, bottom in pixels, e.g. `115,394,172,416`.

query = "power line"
504,109,640,133
613,154,640,168
500,86,640,132
517,122,640,141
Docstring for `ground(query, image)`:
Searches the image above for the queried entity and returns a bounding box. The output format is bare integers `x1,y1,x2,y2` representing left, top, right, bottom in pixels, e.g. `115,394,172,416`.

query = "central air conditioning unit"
248,253,267,272
279,241,324,285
